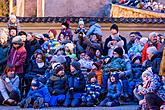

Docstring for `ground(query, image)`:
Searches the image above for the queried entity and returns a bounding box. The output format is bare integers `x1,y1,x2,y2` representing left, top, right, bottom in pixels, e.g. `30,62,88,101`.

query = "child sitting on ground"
81,72,101,106
19,79,50,109
99,72,122,107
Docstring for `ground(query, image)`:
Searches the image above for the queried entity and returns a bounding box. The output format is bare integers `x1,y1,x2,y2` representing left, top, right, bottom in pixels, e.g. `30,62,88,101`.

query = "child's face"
113,52,120,58
91,35,98,42
135,39,140,43
92,65,97,70
79,24,84,28
70,65,76,73
10,18,16,23
57,70,64,76
90,77,96,83
80,53,85,59
95,50,101,57
21,35,27,42
142,75,149,82
10,29,17,36
60,35,64,41
7,70,15,78
110,76,116,82
65,46,70,52
85,54,90,60
32,86,37,90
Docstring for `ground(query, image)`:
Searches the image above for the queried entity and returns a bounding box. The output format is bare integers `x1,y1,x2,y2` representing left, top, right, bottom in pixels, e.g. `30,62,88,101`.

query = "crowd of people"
111,0,165,13
0,14,164,110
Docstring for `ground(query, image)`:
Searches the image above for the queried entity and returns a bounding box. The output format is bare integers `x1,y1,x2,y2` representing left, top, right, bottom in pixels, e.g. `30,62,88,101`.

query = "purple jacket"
7,46,27,74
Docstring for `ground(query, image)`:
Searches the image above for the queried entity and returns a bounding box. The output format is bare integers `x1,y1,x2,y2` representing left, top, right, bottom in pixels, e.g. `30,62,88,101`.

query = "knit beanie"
147,46,158,55
110,24,118,33
71,61,81,70
114,47,123,57
65,43,74,53
55,65,64,74
78,18,84,26
12,36,22,44
110,72,119,81
55,55,66,64
48,29,57,37
31,79,40,87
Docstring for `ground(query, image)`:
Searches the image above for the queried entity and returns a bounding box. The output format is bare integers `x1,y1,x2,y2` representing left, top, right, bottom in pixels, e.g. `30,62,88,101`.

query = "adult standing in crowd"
104,24,128,56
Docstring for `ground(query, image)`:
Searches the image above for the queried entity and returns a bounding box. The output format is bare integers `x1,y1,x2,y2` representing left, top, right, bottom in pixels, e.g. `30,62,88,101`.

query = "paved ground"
0,105,138,110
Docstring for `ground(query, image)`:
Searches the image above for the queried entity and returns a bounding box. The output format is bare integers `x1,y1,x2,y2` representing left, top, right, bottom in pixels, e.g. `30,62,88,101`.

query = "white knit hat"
65,43,74,53
12,36,22,44
78,18,84,26
140,37,148,44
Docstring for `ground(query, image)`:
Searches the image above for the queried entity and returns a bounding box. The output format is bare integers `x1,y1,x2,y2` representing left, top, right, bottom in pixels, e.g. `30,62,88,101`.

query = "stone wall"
45,0,110,17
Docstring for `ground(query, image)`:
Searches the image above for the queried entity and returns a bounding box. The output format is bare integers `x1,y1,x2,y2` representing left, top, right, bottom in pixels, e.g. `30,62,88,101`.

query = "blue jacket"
86,23,103,37
47,74,68,95
107,79,122,99
67,70,86,93
27,85,51,103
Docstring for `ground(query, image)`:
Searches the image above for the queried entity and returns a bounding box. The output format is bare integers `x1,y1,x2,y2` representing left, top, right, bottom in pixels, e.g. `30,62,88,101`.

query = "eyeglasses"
36,57,42,59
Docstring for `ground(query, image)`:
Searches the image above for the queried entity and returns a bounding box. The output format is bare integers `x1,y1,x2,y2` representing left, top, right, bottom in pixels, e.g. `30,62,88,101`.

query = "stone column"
16,0,25,17
37,0,45,17
9,0,13,15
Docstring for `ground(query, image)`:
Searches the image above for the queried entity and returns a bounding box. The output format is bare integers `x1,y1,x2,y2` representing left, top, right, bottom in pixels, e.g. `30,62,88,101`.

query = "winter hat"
71,61,81,70
93,61,102,69
110,24,118,33
35,34,44,39
52,63,61,69
34,49,43,54
43,33,49,39
132,55,142,63
78,18,84,26
31,79,40,87
12,36,22,44
112,35,121,42
55,55,66,64
54,64,64,74
147,46,158,55
114,47,123,57
50,55,57,62
110,72,119,81
10,14,16,19
65,43,74,53
62,20,70,28
135,36,142,40
140,37,148,44
134,32,142,37
142,67,153,78
87,72,96,82
89,20,96,27
48,29,57,37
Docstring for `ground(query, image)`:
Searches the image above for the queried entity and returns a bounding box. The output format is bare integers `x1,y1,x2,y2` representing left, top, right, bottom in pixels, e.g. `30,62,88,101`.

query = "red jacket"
7,46,27,74
142,42,161,63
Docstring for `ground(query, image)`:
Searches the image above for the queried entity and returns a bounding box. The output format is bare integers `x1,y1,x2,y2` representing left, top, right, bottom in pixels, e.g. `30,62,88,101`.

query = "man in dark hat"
104,24,128,56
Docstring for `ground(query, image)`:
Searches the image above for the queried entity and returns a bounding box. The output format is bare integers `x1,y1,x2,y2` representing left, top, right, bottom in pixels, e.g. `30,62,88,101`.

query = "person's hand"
5,77,10,83
139,99,146,105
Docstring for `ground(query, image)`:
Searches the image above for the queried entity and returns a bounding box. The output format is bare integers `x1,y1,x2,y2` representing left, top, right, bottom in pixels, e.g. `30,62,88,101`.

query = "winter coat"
57,28,73,41
27,85,51,103
159,48,165,76
82,82,101,100
86,23,103,37
132,63,142,80
79,59,93,70
94,70,102,85
25,39,41,63
142,53,161,75
0,74,20,100
67,70,86,93
141,75,165,101
107,79,122,99
83,37,102,57
104,35,127,56
128,42,144,58
142,41,161,63
26,60,48,77
7,46,27,74
47,74,68,95
0,44,10,75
